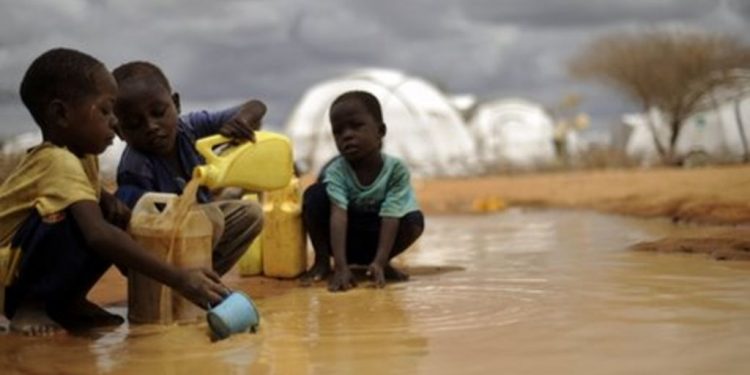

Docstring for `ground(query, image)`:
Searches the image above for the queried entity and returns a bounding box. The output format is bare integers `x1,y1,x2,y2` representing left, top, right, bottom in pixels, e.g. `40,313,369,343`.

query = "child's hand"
218,100,266,142
367,263,386,288
328,268,356,292
100,191,131,230
219,117,257,142
176,268,229,308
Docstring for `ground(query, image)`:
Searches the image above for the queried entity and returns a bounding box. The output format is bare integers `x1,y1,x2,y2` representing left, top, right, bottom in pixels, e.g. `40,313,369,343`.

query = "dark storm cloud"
461,0,720,28
728,0,750,20
0,0,748,139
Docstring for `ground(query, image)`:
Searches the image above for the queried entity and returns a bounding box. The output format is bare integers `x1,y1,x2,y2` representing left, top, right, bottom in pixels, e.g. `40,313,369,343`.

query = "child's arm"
218,100,267,142
368,159,418,287
185,99,266,141
69,200,228,307
328,204,357,292
367,217,399,288
99,189,131,230
115,156,158,209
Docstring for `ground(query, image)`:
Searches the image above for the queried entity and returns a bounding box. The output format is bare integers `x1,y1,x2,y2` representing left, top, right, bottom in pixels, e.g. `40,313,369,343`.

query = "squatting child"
0,48,228,335
301,90,425,292
112,61,264,275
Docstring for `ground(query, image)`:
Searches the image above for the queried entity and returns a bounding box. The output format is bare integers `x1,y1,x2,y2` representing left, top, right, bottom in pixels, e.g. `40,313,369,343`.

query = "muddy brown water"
1,209,749,374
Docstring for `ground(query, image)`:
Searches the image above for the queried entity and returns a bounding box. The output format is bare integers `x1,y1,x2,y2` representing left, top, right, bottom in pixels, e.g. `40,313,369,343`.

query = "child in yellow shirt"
0,48,228,336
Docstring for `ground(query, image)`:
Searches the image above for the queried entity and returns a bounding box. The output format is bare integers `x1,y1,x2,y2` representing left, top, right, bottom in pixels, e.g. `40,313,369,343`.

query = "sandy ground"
414,165,750,224
412,164,750,261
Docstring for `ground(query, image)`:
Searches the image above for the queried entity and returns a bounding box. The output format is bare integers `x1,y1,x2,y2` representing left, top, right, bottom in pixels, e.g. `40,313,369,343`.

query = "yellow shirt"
0,143,100,285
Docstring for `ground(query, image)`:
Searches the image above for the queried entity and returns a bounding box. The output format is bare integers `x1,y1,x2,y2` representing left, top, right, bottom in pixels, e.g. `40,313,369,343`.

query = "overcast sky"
1,0,748,140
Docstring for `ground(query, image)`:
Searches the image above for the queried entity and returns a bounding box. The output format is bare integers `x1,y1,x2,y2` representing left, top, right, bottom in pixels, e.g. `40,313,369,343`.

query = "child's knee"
200,203,225,243
239,200,264,237
302,183,329,214
402,211,425,240
303,183,327,201
219,200,262,230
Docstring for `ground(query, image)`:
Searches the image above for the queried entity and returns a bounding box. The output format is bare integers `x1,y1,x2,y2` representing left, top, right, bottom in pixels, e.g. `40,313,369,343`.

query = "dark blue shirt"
115,108,239,208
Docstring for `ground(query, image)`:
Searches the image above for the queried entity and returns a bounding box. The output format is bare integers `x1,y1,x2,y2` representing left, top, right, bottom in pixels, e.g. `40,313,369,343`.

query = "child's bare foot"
300,260,331,286
50,299,124,330
74,299,125,326
10,304,62,336
383,264,410,282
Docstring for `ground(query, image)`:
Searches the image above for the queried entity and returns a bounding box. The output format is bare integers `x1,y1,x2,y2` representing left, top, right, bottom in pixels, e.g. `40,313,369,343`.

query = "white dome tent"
622,89,750,166
284,69,481,178
468,98,557,169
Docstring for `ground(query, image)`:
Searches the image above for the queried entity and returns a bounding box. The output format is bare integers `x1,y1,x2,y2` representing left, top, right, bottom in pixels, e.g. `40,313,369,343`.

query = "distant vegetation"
570,29,750,164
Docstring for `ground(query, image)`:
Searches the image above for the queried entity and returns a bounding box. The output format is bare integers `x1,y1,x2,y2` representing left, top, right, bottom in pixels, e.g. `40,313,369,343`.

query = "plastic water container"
193,132,294,191
262,178,307,278
127,192,213,324
238,193,263,276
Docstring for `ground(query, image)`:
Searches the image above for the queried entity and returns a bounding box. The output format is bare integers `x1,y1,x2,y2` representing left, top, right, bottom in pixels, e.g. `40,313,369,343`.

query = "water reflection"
1,209,749,374
256,286,428,375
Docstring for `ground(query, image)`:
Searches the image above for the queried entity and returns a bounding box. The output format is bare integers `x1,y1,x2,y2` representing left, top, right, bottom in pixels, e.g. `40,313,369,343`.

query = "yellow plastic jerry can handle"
195,134,231,165
132,192,180,216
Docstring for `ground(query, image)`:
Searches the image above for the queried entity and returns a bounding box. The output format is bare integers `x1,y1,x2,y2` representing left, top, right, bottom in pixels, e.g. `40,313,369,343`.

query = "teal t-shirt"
323,154,419,218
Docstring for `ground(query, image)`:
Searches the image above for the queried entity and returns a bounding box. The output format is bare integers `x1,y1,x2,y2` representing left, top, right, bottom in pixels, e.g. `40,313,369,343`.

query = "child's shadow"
401,265,465,277
301,265,465,288
347,265,465,283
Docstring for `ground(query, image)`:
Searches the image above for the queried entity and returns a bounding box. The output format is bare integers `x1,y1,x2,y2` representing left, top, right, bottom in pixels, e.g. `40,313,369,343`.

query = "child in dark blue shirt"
112,61,264,275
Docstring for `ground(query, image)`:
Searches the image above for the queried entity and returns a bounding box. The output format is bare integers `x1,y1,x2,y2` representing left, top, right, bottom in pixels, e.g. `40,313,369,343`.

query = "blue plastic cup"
207,291,260,340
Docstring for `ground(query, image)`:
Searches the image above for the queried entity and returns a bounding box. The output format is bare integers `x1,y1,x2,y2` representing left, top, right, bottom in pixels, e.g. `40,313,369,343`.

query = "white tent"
284,68,481,177
623,90,750,165
676,93,750,163
468,98,557,169
621,109,671,166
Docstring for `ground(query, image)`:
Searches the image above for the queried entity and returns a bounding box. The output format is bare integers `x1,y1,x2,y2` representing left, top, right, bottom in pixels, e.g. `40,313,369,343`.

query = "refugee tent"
623,90,750,165
284,68,481,177
621,109,671,166
675,92,750,164
468,98,557,169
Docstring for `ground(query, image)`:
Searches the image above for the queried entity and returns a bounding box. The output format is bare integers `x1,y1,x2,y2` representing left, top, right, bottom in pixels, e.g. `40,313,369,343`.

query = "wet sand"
67,163,750,331
2,165,750,373
3,210,750,374
409,165,750,261
413,165,750,224
82,167,749,317
0,165,746,320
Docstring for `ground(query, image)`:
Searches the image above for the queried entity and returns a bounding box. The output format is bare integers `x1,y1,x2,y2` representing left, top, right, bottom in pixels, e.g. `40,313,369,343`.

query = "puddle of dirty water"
1,209,749,374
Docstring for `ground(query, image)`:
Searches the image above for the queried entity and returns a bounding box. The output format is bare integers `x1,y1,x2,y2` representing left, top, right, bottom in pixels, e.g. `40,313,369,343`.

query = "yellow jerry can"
127,192,213,324
261,178,307,278
238,193,263,276
193,132,294,192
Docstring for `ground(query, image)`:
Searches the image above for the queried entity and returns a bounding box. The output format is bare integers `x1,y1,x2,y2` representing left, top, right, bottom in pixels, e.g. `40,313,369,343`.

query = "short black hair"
19,47,105,128
331,90,383,123
112,61,171,91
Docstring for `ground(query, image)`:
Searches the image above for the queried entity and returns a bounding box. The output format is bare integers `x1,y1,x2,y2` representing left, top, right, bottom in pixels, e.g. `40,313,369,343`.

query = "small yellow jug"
261,178,307,278
193,131,294,191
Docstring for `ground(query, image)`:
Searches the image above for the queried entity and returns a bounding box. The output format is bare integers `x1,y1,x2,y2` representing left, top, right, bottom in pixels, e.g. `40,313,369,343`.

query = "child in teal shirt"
301,91,424,292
